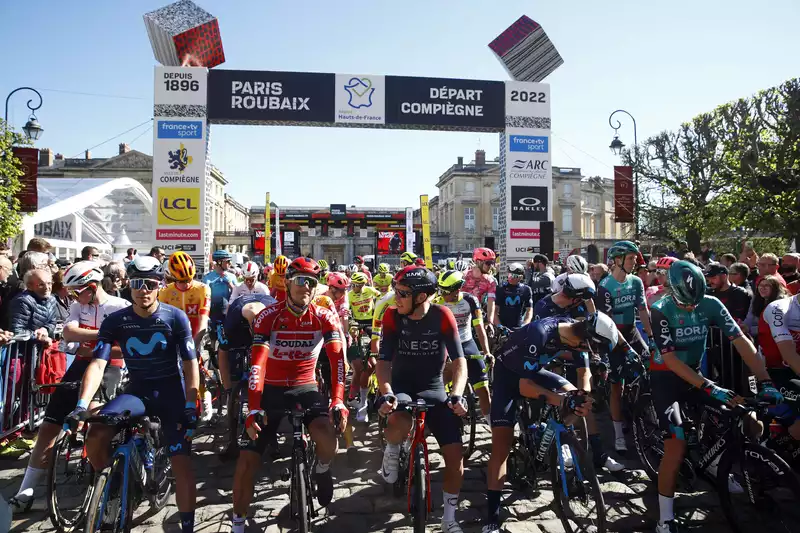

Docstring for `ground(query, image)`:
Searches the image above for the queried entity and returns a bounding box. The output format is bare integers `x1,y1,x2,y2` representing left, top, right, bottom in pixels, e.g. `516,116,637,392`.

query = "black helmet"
394,266,437,295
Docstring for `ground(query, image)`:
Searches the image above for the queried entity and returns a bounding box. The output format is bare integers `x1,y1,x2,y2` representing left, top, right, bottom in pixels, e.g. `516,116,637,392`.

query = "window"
465,181,475,193
492,183,501,197
561,208,572,233
563,183,573,198
464,207,476,233
492,206,500,231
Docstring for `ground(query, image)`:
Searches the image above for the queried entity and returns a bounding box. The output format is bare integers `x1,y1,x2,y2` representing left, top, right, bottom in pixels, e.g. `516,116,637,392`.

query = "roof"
40,150,153,172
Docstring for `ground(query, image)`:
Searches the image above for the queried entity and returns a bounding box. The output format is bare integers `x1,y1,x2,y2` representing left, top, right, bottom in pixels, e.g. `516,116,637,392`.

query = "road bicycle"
197,329,223,426
82,412,173,533
218,347,252,461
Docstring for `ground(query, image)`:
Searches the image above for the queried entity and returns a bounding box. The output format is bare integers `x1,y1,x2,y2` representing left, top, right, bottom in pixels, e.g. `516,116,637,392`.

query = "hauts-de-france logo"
168,143,193,173
344,77,375,109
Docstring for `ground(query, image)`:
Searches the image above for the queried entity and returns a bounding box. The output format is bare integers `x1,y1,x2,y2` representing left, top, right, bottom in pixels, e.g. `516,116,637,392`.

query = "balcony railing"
214,231,251,237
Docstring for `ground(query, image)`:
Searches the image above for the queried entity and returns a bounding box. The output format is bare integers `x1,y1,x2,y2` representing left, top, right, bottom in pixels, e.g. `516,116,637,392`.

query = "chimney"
457,156,464,168
54,153,64,160
119,143,130,155
475,149,486,167
38,148,53,168
85,150,91,160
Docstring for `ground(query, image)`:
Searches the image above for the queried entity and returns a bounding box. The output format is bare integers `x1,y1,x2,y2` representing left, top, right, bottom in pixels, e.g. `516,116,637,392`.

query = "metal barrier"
705,326,753,396
0,334,49,442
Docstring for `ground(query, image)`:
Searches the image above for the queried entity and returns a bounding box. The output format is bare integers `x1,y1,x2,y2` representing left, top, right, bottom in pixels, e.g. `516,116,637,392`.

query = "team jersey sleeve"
378,308,399,362
487,276,497,300
595,283,614,315
320,308,345,404
248,305,278,411
92,313,116,361
650,306,676,356
440,306,465,361
65,302,81,327
632,276,646,307
199,284,211,315
533,298,546,320
464,293,483,326
371,294,393,341
764,299,792,344
230,284,244,302
172,308,197,361
522,286,533,310
706,296,743,340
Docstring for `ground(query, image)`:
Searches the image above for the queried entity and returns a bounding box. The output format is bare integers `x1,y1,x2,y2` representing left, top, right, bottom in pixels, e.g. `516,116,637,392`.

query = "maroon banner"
12,147,38,212
614,165,634,223
253,230,265,253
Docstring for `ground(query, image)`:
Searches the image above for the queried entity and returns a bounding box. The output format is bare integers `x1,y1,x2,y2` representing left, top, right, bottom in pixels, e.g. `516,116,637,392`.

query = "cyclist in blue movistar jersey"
65,256,200,533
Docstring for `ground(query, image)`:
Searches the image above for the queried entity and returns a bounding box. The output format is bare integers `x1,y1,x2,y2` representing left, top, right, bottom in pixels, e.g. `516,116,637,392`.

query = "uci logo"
157,187,200,225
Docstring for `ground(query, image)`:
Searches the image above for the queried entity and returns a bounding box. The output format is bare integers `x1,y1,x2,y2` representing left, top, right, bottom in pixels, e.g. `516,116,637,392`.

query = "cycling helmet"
414,257,426,267
212,249,232,262
508,262,525,276
377,263,391,274
336,264,347,272
454,259,471,272
274,255,289,276
400,251,418,264
63,261,104,287
446,258,456,270
263,262,274,272
346,264,358,274
566,255,589,274
353,255,364,264
127,255,164,280
560,273,596,300
168,251,196,282
607,241,640,260
668,260,706,307
351,272,368,285
243,261,260,279
438,270,465,292
584,312,620,352
473,247,496,262
656,256,678,270
286,257,321,280
326,272,350,290
317,259,329,272
394,266,438,295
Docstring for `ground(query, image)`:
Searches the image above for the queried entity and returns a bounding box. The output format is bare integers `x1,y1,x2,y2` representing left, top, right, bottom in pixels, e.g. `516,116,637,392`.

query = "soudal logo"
273,339,315,348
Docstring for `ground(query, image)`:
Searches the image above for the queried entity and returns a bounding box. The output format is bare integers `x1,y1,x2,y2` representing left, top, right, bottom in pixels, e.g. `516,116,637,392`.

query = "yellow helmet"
274,255,289,276
437,270,465,292
317,259,329,271
351,272,368,285
377,263,391,274
168,251,196,282
400,251,418,264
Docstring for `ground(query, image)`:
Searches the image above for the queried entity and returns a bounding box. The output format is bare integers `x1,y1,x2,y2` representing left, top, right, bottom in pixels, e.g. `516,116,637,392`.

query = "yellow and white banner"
420,195,433,268
264,192,271,261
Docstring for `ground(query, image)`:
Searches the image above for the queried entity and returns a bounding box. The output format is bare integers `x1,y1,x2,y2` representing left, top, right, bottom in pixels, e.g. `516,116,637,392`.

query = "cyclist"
373,262,393,295
376,266,468,533
646,256,677,308
594,240,654,453
353,255,373,284
268,255,289,302
552,254,590,293
159,252,210,346
454,258,471,273
493,262,534,330
435,270,493,423
484,313,630,533
399,251,418,268
370,285,396,356
321,271,351,327
203,249,237,347
649,260,782,533
347,271,381,422
762,291,800,441
230,261,268,301
317,259,330,284
65,256,199,533
9,262,130,512
463,248,498,335
533,274,626,472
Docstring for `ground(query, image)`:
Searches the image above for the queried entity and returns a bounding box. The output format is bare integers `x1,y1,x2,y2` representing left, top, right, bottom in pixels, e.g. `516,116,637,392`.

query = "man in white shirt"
230,261,268,301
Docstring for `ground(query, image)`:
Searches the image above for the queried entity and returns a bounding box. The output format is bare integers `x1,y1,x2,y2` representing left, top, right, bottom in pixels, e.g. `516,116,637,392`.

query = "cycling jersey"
495,282,533,328
93,303,195,381
249,301,345,406
268,272,287,302
202,270,236,317
528,270,555,304
65,295,130,368
646,285,667,308
371,291,396,342
463,271,497,303
379,304,463,403
497,316,590,375
533,294,588,320
230,281,269,302
650,295,742,371
158,280,210,336
596,273,645,327
313,294,336,313
373,273,393,294
223,293,276,351
761,296,800,369
347,286,380,321
432,292,481,343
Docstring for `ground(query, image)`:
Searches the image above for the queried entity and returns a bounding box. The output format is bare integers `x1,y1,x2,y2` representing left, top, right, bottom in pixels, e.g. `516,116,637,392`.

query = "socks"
360,387,368,408
443,491,459,523
232,514,246,533
386,442,400,454
658,493,674,523
315,461,330,474
613,421,625,441
487,489,502,524
179,511,194,533
588,434,604,464
15,466,46,500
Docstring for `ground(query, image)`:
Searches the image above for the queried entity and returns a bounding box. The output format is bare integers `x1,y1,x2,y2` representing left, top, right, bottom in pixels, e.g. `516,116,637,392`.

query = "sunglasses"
129,278,161,291
290,275,318,289
69,285,94,298
395,288,413,299
481,260,496,266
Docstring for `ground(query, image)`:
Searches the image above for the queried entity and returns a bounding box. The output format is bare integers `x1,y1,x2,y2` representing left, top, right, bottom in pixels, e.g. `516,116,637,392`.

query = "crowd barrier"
705,326,755,396
0,334,51,442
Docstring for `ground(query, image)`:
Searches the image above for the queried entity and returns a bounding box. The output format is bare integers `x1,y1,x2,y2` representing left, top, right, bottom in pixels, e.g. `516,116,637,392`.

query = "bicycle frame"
91,438,144,532
405,406,432,514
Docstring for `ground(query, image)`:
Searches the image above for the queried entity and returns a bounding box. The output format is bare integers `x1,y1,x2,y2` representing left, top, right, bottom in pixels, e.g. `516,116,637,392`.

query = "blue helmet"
212,249,232,261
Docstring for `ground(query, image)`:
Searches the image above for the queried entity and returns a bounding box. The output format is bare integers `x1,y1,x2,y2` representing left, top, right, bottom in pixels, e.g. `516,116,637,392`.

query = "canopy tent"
20,178,153,260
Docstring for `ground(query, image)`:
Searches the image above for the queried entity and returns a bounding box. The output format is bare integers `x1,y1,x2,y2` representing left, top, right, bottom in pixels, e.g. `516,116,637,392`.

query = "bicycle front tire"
48,432,93,533
550,430,606,533
84,458,130,533
411,444,427,533
462,394,477,460
292,454,310,533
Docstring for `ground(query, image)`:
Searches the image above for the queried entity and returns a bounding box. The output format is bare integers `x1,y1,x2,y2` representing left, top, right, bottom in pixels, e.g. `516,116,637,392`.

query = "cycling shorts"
225,347,249,382
649,370,717,440
354,318,373,337
44,359,123,425
241,384,328,455
99,376,189,456
768,368,800,425
392,392,462,447
461,339,488,390
208,318,224,341
490,360,569,428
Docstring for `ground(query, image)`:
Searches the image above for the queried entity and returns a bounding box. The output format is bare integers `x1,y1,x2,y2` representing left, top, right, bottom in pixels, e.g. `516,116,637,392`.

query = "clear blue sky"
2,0,798,210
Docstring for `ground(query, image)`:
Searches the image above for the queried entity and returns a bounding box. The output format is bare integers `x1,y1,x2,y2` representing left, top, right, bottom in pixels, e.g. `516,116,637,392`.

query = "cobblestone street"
1,417,736,533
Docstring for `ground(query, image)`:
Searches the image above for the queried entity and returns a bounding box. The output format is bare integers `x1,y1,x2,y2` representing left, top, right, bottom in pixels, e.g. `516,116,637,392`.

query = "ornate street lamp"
608,109,638,237
5,87,44,140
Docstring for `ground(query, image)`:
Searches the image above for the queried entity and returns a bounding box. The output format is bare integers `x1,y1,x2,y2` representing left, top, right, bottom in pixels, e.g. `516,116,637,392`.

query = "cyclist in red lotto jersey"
231,258,347,533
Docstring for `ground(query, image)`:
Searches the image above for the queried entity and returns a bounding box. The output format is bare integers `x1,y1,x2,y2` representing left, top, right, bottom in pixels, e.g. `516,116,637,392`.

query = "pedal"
279,468,291,482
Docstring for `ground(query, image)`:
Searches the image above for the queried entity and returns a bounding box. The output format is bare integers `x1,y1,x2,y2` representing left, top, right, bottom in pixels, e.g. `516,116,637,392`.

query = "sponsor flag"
614,166,634,223
12,147,38,212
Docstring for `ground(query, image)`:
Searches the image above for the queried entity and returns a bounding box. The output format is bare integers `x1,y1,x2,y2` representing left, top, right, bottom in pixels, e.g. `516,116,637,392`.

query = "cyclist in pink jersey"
463,248,497,335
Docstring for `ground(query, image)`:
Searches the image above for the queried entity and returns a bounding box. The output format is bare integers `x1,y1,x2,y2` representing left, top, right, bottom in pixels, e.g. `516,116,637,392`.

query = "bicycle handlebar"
84,411,161,432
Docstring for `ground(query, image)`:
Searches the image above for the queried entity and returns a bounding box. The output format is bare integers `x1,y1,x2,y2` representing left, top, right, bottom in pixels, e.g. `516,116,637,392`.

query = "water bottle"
201,390,214,422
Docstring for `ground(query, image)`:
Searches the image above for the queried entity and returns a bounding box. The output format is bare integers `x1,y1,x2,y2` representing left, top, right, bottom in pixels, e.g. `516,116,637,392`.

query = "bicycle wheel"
84,458,130,533
291,451,310,533
221,380,247,459
411,444,428,533
717,441,800,533
550,430,606,533
461,393,477,460
631,393,664,483
147,446,173,511
48,432,94,532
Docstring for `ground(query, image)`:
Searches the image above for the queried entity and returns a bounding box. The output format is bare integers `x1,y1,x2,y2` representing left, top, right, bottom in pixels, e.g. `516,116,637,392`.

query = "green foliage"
0,119,30,241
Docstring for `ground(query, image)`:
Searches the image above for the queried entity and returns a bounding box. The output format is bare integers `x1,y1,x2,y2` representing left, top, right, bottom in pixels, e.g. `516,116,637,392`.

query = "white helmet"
337,264,347,272
63,261,104,287
560,273,596,300
585,312,620,351
508,262,525,276
243,261,259,279
347,264,358,274
566,255,589,275
454,259,471,272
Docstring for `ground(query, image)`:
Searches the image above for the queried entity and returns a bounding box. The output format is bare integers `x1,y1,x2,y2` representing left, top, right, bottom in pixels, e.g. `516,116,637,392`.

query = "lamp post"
608,109,638,238
4,87,44,140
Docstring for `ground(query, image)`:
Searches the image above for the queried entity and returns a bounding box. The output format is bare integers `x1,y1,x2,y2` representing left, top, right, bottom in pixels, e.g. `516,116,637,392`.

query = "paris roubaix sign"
153,66,552,265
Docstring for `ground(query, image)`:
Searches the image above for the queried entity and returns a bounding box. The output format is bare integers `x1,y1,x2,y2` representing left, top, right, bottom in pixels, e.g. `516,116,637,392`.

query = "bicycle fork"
406,414,432,514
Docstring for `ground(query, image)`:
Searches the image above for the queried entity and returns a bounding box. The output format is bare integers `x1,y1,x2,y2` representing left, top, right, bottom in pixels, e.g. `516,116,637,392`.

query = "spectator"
704,262,751,323
26,238,51,254
9,268,56,345
123,248,137,265
527,254,555,305
101,261,127,298
719,253,737,269
51,269,72,323
0,242,10,258
148,246,166,263
751,275,790,339
589,263,609,285
1,252,49,330
728,262,753,294
756,252,785,288
780,253,800,284
80,246,100,261
636,264,651,288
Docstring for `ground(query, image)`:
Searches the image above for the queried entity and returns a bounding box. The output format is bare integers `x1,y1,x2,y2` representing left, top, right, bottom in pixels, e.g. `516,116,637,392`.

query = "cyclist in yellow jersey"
371,289,396,354
347,272,381,422
159,252,210,345
373,263,393,295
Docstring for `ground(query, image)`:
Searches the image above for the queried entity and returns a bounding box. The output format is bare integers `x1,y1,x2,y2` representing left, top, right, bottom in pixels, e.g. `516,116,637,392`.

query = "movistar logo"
523,360,538,371
126,332,167,357
506,295,521,306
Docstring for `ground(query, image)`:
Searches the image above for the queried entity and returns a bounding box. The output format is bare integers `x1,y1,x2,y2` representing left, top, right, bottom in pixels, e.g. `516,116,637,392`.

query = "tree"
0,119,29,241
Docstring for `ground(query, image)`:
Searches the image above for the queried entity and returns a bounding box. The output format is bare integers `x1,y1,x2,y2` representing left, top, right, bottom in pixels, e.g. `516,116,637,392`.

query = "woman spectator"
751,274,790,342
51,269,72,324
101,261,127,298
